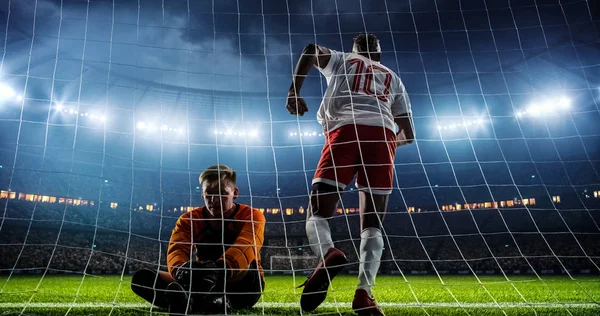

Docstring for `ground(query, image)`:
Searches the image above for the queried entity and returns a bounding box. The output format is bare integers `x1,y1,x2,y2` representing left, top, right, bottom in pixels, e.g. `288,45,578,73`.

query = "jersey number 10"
348,58,392,102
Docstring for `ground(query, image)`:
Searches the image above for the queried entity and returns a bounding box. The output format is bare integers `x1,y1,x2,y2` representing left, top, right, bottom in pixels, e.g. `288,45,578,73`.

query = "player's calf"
166,281,191,316
130,268,173,309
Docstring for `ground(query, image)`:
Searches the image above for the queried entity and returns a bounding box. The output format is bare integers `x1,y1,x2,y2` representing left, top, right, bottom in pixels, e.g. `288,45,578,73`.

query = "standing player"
130,164,265,315
286,33,414,315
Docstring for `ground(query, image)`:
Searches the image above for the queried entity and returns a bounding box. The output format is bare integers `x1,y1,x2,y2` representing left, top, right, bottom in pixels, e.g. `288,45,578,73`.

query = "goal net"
0,0,599,314
269,255,319,275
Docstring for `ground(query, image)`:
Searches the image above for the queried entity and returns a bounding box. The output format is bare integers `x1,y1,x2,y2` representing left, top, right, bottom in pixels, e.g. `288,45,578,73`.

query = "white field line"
0,302,598,309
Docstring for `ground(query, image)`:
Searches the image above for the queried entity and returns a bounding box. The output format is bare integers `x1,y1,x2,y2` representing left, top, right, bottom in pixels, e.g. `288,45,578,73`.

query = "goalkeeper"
286,33,414,315
130,164,266,315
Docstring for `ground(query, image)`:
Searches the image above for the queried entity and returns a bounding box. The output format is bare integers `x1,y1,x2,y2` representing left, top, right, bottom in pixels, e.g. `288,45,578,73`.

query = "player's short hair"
199,164,237,187
352,33,381,54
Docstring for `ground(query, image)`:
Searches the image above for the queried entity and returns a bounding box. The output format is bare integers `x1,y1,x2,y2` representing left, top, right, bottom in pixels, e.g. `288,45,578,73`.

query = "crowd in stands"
1,199,599,277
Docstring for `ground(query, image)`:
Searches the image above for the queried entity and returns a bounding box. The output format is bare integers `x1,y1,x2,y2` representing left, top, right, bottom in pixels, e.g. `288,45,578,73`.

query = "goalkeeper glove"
200,294,231,315
174,260,226,296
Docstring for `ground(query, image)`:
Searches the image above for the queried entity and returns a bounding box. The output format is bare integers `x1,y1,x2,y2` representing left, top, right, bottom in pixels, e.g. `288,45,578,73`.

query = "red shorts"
312,124,397,195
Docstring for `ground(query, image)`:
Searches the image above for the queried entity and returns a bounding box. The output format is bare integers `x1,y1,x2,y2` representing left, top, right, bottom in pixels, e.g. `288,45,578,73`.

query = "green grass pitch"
0,274,599,315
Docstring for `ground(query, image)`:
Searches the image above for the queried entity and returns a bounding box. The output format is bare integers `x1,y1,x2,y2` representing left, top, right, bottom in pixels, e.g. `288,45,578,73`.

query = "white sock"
306,215,334,259
357,227,383,296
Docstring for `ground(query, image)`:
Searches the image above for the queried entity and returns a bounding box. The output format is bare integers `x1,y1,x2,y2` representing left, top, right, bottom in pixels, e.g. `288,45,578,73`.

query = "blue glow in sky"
0,0,598,209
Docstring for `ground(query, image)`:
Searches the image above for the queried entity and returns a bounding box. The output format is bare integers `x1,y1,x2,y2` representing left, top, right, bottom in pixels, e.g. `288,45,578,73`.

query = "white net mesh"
0,0,599,314
269,255,319,275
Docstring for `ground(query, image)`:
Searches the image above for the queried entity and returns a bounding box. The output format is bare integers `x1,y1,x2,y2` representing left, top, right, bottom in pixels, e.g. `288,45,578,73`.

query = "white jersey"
316,50,410,133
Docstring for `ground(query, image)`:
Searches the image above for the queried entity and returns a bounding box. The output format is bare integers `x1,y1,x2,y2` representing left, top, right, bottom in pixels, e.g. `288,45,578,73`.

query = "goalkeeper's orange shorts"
312,124,396,195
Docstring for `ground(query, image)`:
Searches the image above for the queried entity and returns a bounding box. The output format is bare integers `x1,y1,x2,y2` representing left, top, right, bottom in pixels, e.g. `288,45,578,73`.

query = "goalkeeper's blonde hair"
199,164,237,187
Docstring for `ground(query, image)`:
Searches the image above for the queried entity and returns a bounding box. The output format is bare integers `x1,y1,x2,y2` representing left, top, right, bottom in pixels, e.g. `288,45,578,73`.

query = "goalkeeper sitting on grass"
131,164,266,315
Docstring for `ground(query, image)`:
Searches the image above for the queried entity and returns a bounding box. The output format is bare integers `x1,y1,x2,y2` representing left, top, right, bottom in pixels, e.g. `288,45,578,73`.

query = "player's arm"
167,212,194,276
395,113,415,146
167,211,219,296
289,44,332,93
219,208,266,281
392,81,415,146
286,44,332,116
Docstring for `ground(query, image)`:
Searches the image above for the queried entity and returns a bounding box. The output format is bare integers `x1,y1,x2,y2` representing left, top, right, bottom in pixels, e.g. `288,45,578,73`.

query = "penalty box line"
0,302,598,309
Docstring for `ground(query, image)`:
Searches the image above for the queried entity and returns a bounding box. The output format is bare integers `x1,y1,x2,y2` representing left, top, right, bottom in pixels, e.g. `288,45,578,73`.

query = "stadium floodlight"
541,102,555,113
558,97,570,109
55,103,63,111
226,130,233,135
526,104,542,116
16,95,22,101
177,128,184,134
0,84,15,98
436,117,489,130
312,132,317,136
86,113,106,122
160,125,168,131
136,121,146,130
289,132,294,136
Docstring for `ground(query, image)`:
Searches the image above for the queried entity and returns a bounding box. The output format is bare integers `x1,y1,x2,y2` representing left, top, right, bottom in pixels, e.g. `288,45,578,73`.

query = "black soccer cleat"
352,288,385,316
299,247,348,312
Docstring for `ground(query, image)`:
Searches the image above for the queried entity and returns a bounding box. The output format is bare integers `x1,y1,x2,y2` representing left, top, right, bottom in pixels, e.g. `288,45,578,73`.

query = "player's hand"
174,260,202,289
174,260,223,294
286,91,308,116
395,130,413,147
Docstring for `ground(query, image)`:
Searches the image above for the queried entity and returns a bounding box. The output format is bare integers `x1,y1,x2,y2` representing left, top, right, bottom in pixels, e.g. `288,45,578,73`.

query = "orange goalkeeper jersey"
167,203,266,280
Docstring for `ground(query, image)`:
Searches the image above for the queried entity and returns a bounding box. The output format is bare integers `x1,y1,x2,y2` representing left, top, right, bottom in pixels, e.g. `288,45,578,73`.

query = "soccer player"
286,33,414,315
130,164,266,315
